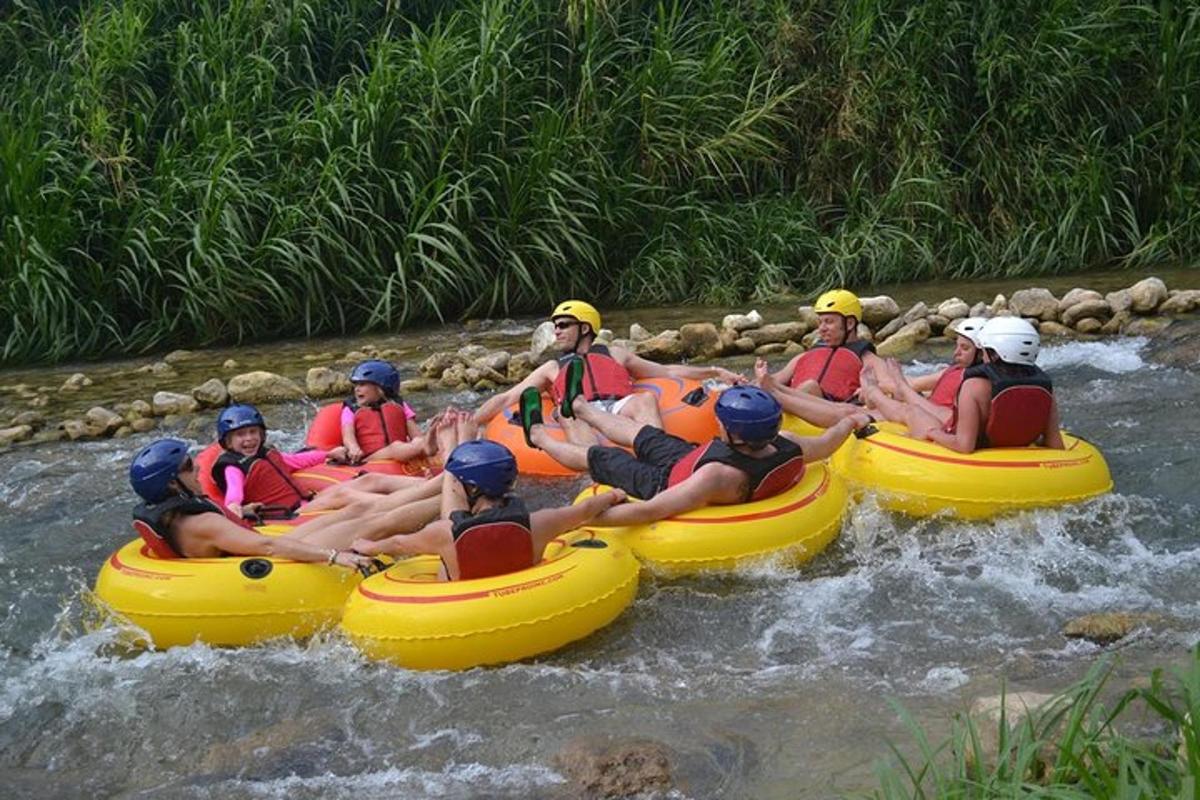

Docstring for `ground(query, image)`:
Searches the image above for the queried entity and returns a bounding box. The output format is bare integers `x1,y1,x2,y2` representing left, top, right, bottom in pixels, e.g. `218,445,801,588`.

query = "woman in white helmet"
908,317,1064,453
858,317,986,427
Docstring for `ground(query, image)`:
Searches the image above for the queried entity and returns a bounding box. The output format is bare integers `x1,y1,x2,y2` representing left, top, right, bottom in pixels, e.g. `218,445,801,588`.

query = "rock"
1060,299,1111,328
876,319,931,357
743,322,808,347
61,373,93,392
629,323,653,342
856,323,874,343
507,353,537,383
1141,319,1200,368
1038,321,1073,337
1057,288,1102,312
419,352,457,378
130,418,157,433
801,331,821,348
988,293,1009,315
936,297,970,320
679,323,722,359
59,419,92,441
113,426,133,438
859,296,900,328
0,425,33,446
344,350,369,362
126,400,153,421
302,352,337,362
1123,317,1170,337
968,301,989,318
222,359,239,370
152,391,198,416
191,378,230,408
874,316,906,342
227,372,304,404
754,343,788,355
474,351,511,374
782,340,805,357
1009,288,1059,321
10,411,44,429
84,407,123,435
634,330,685,362
1159,289,1200,315
732,336,757,354
305,368,350,399
1062,612,1162,645
796,306,819,331
163,349,195,364
1105,289,1132,314
721,310,763,332
965,692,1059,774
555,736,674,799
136,361,176,377
1101,310,1131,335
717,327,741,356
27,394,49,408
926,314,949,336
466,365,507,386
530,321,557,360
456,344,489,364
439,363,468,389
1075,317,1103,334
595,328,614,346
901,301,929,324
1130,277,1168,313
399,378,430,394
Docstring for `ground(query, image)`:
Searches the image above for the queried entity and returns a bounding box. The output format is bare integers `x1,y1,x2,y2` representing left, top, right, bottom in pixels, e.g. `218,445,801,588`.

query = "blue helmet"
350,359,400,397
130,438,191,503
217,404,266,443
716,386,782,447
445,440,517,498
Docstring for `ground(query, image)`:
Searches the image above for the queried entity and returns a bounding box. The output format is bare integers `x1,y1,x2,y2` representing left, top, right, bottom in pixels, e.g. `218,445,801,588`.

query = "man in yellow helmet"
474,300,742,436
755,289,885,426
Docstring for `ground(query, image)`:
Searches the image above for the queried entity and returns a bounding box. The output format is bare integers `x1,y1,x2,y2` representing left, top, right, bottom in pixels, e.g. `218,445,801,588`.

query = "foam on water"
1038,337,1149,373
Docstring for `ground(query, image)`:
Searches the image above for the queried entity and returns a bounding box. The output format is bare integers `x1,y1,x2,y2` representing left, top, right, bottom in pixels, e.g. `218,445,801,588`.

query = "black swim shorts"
586,426,697,500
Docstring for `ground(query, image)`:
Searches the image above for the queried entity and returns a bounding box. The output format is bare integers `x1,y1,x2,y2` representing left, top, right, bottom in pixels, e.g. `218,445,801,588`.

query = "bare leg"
889,362,952,424
771,389,863,428
560,413,602,446
572,396,650,447
529,423,593,470
619,392,664,429
290,496,441,548
304,473,424,512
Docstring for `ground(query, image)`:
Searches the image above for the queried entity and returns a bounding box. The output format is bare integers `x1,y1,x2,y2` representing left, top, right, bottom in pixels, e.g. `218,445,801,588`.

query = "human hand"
346,444,364,464
350,537,385,556
227,502,243,519
332,549,373,570
326,446,348,463
712,367,745,385
604,488,628,506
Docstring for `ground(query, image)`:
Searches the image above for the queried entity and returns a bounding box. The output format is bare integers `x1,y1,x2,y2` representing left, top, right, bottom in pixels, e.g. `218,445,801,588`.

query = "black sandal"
520,387,544,449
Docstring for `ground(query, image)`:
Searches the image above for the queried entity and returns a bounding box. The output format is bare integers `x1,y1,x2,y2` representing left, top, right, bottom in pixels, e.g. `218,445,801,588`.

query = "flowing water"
2,300,1199,797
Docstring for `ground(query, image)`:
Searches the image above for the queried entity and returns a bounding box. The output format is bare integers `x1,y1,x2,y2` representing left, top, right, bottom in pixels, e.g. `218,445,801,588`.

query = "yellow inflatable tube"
339,530,639,670
575,461,848,576
830,421,1113,519
93,535,364,648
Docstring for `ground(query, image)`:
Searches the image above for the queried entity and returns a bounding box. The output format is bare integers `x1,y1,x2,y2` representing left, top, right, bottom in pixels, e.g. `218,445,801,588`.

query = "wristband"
327,548,339,565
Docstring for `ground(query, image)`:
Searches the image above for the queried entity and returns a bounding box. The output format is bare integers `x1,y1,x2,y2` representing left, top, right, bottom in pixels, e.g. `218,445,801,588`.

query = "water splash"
1038,337,1149,373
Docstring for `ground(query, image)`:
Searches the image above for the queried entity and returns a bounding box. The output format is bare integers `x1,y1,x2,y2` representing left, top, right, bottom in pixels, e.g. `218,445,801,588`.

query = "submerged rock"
554,735,675,798
1062,611,1162,644
1143,319,1200,369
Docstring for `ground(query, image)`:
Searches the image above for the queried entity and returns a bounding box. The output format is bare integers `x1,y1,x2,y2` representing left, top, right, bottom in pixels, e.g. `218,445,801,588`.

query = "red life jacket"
788,340,874,402
553,345,635,402
927,366,965,408
448,497,535,580
131,494,253,559
212,447,313,509
666,436,806,503
345,398,410,456
944,363,1054,448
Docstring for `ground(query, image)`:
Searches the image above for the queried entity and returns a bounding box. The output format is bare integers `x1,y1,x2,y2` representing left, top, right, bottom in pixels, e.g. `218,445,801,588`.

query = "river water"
2,300,1200,797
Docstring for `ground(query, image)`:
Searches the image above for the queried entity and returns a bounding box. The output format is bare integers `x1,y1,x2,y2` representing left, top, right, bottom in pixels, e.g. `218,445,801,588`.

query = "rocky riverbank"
0,276,1196,449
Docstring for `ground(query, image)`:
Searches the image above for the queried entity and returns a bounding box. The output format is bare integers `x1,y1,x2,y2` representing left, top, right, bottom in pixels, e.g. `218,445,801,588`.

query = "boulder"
130,418,157,433
1123,317,1169,337
965,692,1059,774
84,406,124,435
507,353,537,383
303,352,337,362
305,368,350,399
226,372,304,404
856,323,874,343
859,296,900,328
1159,289,1200,315
439,363,468,389
1105,289,1133,314
1038,321,1073,337
530,321,557,360
191,378,230,408
136,361,176,377
732,336,757,354
222,359,239,370
796,306,820,331
163,349,195,364
399,378,430,394
1075,318,1103,334
1062,612,1162,645
1009,288,1059,321
717,327,741,356
474,351,511,374
10,411,44,429
113,426,133,438
721,310,763,332
679,323,722,359
59,419,93,441
343,350,369,362
61,373,92,392
754,343,788,355
936,297,970,320
801,331,821,348
152,391,199,416
126,400,153,421
419,352,457,378
968,301,989,318
1102,311,1131,335
874,316,906,342
743,322,808,347
555,736,674,799
629,323,653,342
634,330,685,362
1061,299,1111,328
926,314,949,336
876,319,932,357
1057,288,1102,311
0,425,33,446
1130,277,1168,313
27,394,49,408
594,328,614,346
987,293,1009,315
901,301,929,324
456,344,489,364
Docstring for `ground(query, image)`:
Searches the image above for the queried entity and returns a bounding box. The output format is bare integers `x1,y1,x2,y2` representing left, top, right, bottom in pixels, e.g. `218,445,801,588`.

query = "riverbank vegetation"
2,0,1198,362
864,650,1200,798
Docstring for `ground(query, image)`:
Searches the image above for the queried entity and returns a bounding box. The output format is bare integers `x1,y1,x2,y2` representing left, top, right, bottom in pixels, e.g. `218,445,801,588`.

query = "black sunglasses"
553,320,579,331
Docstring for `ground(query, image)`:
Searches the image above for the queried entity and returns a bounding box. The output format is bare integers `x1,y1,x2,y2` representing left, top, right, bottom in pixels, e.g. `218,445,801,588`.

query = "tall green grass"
2,0,1198,362
862,649,1200,798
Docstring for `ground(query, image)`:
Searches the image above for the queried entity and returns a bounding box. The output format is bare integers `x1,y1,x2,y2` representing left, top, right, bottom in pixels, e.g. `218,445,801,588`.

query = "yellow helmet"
814,289,862,321
551,300,601,334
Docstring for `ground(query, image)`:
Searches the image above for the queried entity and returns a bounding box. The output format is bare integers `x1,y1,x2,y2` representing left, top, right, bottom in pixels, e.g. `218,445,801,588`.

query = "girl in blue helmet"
340,359,475,467
526,386,869,526
352,440,626,581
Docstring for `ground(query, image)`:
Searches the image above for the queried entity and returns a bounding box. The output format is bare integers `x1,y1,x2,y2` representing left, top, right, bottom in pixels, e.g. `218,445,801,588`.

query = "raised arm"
473,361,557,424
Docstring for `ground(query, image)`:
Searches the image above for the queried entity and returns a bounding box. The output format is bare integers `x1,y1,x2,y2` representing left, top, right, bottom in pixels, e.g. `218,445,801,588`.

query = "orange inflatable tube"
483,377,721,476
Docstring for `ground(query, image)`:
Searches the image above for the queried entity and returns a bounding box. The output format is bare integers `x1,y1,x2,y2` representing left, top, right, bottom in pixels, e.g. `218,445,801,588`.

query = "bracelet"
327,548,339,565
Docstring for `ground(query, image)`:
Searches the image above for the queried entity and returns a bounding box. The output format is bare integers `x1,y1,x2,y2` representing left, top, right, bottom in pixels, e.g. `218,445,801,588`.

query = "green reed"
1,0,1198,362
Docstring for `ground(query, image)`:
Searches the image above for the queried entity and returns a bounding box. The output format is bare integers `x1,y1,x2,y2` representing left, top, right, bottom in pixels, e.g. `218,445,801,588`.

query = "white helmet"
949,316,987,347
979,317,1040,365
